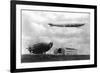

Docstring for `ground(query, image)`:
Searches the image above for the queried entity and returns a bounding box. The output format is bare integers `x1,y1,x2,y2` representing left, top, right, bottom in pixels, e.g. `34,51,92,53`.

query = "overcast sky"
22,10,90,55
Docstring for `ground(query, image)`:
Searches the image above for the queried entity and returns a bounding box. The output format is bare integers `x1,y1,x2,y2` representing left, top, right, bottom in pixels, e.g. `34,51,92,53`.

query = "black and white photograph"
21,10,90,63
11,1,97,72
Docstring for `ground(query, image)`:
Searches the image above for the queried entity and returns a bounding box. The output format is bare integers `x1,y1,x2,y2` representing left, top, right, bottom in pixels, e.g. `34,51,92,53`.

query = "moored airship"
27,42,53,54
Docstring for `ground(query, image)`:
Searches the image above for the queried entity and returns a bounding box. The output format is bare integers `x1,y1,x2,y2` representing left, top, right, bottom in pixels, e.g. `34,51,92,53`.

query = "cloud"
22,10,90,55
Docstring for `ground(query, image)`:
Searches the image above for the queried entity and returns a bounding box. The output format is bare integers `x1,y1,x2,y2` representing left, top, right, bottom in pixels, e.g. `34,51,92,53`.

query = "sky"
21,10,90,55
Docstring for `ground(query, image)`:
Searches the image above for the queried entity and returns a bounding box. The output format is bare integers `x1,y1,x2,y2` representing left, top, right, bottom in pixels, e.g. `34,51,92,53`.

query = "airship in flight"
48,23,85,27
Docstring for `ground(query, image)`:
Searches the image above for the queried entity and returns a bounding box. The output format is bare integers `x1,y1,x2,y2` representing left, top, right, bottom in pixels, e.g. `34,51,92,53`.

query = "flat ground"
21,54,90,63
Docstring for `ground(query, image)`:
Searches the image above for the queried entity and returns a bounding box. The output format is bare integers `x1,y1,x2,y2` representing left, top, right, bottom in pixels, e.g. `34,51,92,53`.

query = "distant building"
53,48,77,55
65,48,77,55
53,48,65,55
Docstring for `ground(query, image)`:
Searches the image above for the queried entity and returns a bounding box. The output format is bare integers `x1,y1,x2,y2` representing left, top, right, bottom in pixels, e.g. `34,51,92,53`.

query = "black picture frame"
10,0,97,73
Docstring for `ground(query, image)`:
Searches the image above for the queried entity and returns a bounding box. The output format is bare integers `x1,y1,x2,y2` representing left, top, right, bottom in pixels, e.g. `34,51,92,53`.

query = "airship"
27,42,53,54
48,23,85,27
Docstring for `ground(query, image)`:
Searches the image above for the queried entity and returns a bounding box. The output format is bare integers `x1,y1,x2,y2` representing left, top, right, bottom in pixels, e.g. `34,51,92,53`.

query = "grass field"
21,54,90,63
